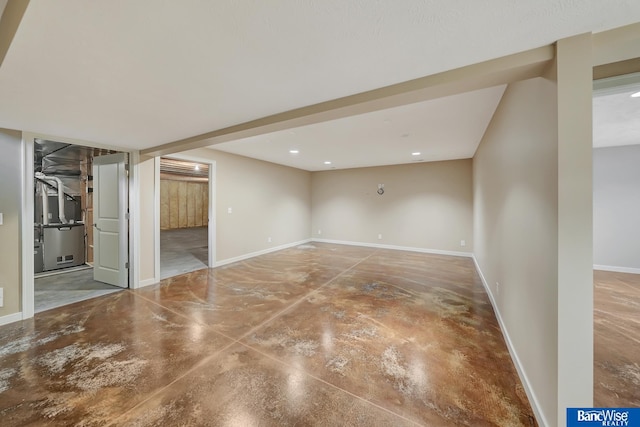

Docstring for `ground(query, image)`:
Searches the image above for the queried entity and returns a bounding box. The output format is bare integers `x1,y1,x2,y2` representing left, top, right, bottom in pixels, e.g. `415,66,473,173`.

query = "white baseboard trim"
0,311,24,327
311,238,473,258
215,239,312,267
472,256,549,427
593,264,640,275
137,278,159,288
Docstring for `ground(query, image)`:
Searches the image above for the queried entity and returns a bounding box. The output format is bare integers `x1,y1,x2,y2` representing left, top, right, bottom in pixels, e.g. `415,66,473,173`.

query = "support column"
556,33,593,427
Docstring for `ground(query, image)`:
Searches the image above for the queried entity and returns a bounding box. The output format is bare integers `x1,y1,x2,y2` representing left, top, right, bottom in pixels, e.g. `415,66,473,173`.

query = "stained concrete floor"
594,270,640,407
160,226,208,279
2,243,537,426
33,226,209,313
35,267,123,313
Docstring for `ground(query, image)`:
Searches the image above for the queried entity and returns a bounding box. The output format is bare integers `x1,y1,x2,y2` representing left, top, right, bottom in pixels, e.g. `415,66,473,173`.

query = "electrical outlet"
267,237,272,243
460,240,466,247
378,233,382,240
227,207,232,214
317,229,322,235
0,287,3,307
0,212,3,225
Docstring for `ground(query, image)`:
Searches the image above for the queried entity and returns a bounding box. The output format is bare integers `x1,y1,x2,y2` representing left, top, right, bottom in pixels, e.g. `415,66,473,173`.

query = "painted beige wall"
179,148,311,263
311,160,473,253
0,129,23,318
473,77,558,426
137,155,156,284
593,145,640,271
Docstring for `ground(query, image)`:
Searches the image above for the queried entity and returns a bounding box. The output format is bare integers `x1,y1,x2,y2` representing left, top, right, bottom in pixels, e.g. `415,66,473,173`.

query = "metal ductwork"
35,172,68,224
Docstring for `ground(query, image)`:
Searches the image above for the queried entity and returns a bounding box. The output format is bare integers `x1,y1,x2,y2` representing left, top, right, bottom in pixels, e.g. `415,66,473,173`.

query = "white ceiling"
593,86,640,148
213,85,506,171
0,1,639,167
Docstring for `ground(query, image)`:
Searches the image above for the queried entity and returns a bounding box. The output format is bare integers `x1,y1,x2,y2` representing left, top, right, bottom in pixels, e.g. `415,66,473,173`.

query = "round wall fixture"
377,184,384,195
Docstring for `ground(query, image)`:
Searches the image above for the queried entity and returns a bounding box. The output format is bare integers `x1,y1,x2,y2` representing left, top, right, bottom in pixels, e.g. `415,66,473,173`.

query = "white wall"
473,77,558,426
311,160,473,254
177,148,311,263
593,144,640,272
0,129,23,321
137,155,157,285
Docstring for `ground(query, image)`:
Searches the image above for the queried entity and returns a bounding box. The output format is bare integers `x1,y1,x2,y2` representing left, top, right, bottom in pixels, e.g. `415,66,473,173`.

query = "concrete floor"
160,226,208,279
0,243,536,426
6,244,632,424
35,267,123,313
594,269,640,407
32,226,208,313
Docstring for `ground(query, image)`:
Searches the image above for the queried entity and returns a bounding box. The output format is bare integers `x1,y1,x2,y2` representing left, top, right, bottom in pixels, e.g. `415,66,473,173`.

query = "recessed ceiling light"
324,161,332,165
289,150,299,154
631,91,640,98
411,152,421,156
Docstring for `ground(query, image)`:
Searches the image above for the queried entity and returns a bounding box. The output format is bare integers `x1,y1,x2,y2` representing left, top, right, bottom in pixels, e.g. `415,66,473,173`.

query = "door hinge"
125,212,130,220
125,262,129,269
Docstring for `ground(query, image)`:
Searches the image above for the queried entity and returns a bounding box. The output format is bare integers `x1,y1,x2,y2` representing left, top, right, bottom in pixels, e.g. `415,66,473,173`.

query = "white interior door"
93,153,128,287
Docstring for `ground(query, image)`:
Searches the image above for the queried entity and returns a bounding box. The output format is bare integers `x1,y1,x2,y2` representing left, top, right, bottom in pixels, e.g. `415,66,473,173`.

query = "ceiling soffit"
141,45,554,158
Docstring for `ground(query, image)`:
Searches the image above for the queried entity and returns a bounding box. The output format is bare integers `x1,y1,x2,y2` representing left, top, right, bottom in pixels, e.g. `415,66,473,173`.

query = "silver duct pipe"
40,181,49,225
35,172,68,224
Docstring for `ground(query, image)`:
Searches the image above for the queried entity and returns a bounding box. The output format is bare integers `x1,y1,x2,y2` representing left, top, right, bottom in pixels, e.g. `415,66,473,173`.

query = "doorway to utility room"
160,158,210,279
33,139,128,313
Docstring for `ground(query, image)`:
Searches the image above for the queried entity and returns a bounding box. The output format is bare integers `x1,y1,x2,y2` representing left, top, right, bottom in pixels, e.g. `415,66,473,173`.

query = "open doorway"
33,139,128,312
592,72,640,407
159,158,210,279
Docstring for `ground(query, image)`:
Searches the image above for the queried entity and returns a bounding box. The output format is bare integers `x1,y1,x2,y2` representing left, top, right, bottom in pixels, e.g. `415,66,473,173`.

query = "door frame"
20,132,136,319
154,154,216,281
